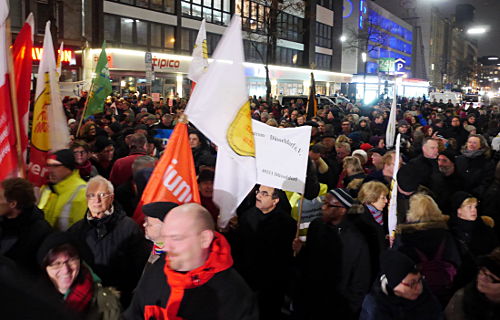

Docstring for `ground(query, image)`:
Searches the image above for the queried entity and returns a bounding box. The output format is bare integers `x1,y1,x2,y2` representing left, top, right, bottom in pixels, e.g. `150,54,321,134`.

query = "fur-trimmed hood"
396,218,449,234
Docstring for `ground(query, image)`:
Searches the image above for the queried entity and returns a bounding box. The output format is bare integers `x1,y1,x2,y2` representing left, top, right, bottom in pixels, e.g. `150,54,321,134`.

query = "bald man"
124,203,258,320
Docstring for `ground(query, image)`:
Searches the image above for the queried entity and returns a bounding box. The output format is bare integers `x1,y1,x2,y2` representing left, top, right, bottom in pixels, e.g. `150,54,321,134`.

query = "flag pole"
76,80,95,138
5,18,25,178
293,194,305,257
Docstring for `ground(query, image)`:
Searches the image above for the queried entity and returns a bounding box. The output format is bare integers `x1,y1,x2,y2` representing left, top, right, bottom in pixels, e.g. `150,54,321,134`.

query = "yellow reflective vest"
38,170,87,231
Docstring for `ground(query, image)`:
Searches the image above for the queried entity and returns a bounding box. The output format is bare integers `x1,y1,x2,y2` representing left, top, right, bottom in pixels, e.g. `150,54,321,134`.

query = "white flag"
388,133,401,240
185,15,256,229
56,41,64,79
187,19,208,83
386,88,397,148
36,21,70,151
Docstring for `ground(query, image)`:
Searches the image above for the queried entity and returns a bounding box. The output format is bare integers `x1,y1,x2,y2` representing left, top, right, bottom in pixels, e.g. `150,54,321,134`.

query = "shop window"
151,22,163,48
164,25,175,49
315,53,332,71
317,0,334,10
136,20,148,46
104,15,120,45
120,17,134,44
315,22,332,48
182,0,230,25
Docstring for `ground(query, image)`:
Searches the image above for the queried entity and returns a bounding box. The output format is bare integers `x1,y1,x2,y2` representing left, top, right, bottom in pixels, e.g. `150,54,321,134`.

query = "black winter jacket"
68,204,151,306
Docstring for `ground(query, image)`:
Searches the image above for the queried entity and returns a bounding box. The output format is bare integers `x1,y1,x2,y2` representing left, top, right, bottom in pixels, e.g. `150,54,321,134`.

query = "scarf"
143,232,233,320
462,149,485,159
76,160,92,179
64,265,94,313
367,204,384,226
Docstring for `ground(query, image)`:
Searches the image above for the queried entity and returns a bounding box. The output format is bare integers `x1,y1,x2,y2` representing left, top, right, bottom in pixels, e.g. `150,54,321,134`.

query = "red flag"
12,13,33,164
132,122,200,225
0,0,18,181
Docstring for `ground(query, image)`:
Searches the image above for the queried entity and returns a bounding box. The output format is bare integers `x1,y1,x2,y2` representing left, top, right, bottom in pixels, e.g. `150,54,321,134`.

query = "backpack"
415,239,457,303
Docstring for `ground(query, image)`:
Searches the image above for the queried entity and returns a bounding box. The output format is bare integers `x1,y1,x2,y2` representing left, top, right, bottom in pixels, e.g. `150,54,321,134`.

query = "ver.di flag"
185,15,256,229
12,12,33,164
28,21,70,186
187,19,208,87
132,121,200,226
0,0,18,181
84,41,111,118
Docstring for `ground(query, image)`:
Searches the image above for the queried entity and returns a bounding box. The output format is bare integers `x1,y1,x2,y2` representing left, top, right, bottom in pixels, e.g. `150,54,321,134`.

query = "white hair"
87,175,114,194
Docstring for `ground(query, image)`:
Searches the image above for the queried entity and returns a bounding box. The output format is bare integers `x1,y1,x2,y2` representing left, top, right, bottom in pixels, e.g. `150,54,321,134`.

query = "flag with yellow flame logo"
185,15,256,228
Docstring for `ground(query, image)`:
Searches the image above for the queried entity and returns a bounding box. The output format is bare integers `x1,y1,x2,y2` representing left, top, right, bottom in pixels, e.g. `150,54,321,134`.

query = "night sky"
432,0,500,56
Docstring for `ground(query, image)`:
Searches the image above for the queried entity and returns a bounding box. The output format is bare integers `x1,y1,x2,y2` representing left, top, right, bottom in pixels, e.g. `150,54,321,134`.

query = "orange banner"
132,122,200,225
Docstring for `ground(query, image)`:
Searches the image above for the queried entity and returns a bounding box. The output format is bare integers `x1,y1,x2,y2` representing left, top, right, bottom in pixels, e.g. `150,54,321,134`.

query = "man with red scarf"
123,203,258,320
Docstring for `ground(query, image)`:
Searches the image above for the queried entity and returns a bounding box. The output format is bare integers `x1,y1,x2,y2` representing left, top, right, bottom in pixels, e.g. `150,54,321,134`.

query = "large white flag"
388,133,401,240
35,21,70,151
185,15,256,229
386,88,398,148
187,19,208,84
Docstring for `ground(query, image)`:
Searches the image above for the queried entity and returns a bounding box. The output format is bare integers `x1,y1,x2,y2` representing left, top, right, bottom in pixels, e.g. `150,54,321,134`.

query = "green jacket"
38,170,87,230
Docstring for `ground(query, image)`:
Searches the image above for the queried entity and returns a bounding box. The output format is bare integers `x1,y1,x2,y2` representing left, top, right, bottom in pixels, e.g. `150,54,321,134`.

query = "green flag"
84,41,112,118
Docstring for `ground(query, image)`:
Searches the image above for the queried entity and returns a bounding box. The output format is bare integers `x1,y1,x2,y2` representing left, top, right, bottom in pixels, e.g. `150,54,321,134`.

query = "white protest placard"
252,119,311,194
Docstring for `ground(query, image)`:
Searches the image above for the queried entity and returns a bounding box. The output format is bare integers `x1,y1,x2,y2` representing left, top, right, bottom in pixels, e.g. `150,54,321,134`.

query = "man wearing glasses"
38,149,87,231
231,185,296,320
68,175,151,307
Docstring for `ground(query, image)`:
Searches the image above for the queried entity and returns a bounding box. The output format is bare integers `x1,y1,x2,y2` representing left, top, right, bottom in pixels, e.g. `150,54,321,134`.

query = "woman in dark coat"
393,193,461,306
448,191,498,290
188,130,216,173
37,232,121,319
360,249,442,320
455,134,495,198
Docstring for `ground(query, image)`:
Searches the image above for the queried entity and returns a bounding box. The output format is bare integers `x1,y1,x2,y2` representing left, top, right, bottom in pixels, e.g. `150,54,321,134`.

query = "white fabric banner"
253,120,311,194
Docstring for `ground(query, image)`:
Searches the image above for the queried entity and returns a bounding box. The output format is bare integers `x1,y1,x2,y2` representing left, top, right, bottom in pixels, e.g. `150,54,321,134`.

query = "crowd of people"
1,91,500,319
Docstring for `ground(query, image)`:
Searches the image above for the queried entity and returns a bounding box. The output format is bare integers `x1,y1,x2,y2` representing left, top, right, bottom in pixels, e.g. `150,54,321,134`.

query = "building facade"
11,0,352,99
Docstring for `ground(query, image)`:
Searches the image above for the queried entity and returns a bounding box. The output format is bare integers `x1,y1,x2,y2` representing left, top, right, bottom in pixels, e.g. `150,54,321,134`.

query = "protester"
394,193,461,306
294,188,371,319
360,249,443,320
445,247,500,320
109,133,148,187
124,203,258,320
70,140,98,181
68,176,151,307
37,232,121,319
141,201,178,268
38,149,88,231
231,185,296,320
0,178,52,274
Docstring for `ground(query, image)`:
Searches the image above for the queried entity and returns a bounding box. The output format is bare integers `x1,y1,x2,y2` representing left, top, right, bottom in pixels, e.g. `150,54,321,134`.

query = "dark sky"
434,0,500,56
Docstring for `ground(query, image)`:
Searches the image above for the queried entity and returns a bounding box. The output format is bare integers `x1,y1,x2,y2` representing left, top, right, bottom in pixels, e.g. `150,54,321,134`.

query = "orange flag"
132,121,200,226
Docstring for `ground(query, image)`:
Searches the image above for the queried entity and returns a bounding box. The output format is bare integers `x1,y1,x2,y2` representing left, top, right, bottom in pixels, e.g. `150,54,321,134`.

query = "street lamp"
340,35,347,42
361,52,367,63
467,26,488,35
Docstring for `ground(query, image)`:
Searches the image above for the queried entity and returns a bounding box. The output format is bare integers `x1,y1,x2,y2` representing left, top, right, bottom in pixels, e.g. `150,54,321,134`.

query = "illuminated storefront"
83,48,352,98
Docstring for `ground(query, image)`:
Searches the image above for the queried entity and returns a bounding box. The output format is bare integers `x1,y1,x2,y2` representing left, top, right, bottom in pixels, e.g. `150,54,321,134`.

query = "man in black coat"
293,188,371,320
68,175,151,307
124,203,257,320
443,116,469,151
0,178,52,275
231,185,296,320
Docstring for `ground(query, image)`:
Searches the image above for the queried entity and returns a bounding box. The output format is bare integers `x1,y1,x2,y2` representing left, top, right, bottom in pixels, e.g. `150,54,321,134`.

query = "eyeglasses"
479,268,500,283
401,276,424,289
48,257,79,270
255,190,272,197
86,192,112,200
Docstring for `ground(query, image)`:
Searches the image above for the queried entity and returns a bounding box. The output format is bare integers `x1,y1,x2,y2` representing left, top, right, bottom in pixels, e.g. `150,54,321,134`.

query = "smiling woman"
37,232,121,319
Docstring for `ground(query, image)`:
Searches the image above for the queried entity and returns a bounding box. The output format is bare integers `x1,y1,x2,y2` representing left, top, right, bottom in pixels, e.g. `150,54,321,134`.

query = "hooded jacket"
123,232,257,320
